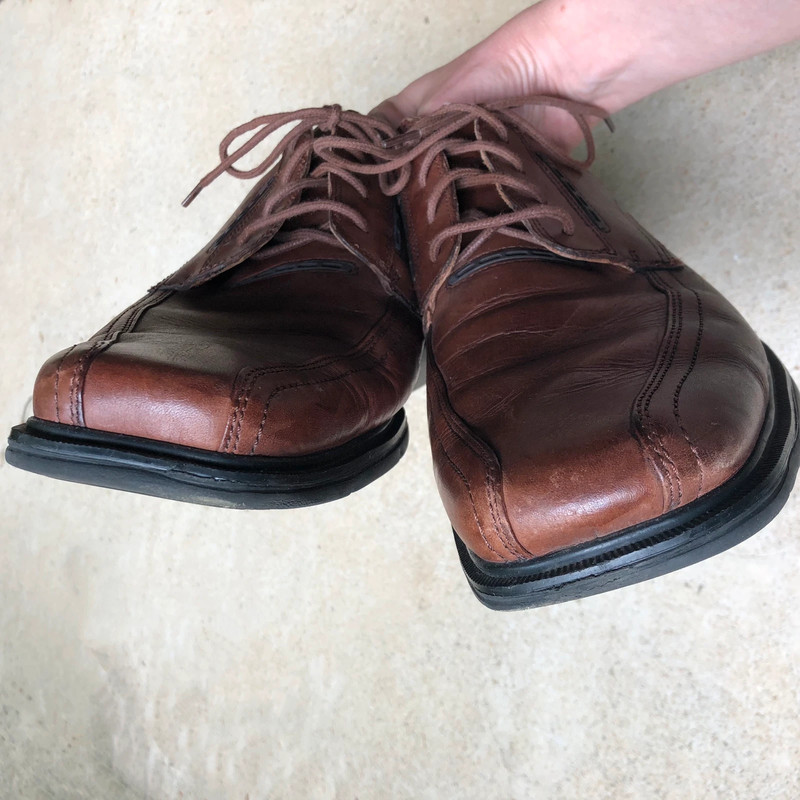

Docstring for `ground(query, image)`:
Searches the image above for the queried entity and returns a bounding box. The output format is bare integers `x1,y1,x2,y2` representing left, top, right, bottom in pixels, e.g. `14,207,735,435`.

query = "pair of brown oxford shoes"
8,98,799,609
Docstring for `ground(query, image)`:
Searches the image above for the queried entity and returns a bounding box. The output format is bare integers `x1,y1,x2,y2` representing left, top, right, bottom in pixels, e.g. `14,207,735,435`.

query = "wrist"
531,0,800,116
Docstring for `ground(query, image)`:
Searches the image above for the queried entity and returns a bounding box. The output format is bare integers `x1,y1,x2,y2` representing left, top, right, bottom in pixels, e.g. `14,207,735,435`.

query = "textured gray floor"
1,2,799,798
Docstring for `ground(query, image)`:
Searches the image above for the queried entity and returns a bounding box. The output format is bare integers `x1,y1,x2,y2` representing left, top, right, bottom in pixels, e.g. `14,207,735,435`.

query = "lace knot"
321,104,343,134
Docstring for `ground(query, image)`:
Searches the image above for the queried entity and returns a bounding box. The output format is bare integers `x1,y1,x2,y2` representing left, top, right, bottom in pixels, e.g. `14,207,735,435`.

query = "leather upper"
32,114,422,456
399,100,769,562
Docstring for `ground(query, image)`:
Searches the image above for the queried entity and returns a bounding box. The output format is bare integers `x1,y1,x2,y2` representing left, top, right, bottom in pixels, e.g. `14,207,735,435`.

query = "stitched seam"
225,311,393,453
222,307,395,454
434,439,501,558
643,273,686,504
633,360,675,508
435,382,526,560
528,149,608,242
526,147,682,271
429,385,501,558
525,147,616,257
222,369,258,453
630,274,683,510
671,274,706,498
418,153,461,312
196,150,312,279
430,368,516,559
648,272,684,505
331,175,403,296
399,193,422,287
206,176,276,254
52,345,77,424
429,351,530,560
233,327,393,379
535,152,614,241
94,300,144,340
398,192,434,320
66,290,173,426
637,280,676,408
246,351,390,455
189,232,277,285
69,343,100,425
442,153,461,263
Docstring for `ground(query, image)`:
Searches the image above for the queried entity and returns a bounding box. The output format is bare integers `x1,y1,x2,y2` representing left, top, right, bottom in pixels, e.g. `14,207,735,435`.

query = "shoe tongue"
164,131,318,289
446,120,515,240
284,150,333,233
444,120,551,258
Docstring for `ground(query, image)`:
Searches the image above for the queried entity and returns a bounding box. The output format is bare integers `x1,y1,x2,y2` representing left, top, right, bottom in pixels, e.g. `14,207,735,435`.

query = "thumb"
370,57,468,126
369,98,407,128
371,4,563,123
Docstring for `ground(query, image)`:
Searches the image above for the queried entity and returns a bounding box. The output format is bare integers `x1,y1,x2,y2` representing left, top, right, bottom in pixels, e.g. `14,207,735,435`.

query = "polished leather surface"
400,103,769,563
32,118,422,457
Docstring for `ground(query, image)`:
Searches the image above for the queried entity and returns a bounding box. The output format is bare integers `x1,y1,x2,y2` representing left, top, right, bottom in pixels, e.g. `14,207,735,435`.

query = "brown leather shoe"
390,96,800,609
6,106,422,508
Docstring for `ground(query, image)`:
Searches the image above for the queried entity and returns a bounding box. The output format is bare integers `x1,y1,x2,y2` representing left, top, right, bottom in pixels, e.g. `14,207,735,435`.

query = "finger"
369,99,406,128
372,59,462,126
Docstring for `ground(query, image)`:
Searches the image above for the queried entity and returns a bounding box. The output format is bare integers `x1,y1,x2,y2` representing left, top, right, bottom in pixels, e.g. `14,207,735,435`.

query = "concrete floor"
1,2,799,798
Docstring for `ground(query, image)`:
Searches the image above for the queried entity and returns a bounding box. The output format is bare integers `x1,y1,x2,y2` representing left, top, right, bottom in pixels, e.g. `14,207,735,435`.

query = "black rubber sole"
455,344,800,610
5,410,408,509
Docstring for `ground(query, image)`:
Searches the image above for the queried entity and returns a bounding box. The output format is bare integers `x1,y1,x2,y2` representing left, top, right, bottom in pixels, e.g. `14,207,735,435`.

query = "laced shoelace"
316,95,612,326
181,98,608,321
182,104,408,261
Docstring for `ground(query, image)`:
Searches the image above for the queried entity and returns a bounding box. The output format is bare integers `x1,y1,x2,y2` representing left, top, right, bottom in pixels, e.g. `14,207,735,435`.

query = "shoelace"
318,95,611,326
182,105,407,261
379,95,609,257
181,98,608,321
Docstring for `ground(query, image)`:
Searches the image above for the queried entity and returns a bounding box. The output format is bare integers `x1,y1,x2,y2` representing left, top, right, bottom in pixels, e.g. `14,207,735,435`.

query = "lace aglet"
381,129,422,150
181,184,204,208
604,116,616,133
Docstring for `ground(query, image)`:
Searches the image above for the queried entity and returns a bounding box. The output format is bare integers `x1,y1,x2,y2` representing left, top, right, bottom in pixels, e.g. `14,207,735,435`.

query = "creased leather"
402,104,769,563
32,122,423,457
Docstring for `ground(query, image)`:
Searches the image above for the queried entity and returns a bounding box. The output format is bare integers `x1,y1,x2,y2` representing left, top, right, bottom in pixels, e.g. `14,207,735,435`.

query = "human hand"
373,0,800,153
372,2,605,153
